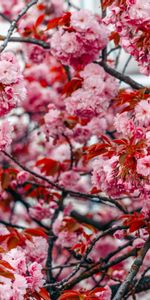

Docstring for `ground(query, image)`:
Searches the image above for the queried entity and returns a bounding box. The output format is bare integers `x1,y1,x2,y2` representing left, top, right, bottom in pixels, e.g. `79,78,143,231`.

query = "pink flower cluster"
0,52,26,116
105,0,150,75
29,199,58,221
0,230,48,300
65,63,118,120
91,93,150,199
50,9,109,69
0,120,13,151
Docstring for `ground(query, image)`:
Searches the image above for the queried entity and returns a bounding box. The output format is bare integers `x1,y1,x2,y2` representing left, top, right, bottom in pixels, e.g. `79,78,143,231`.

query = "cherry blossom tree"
0,0,150,299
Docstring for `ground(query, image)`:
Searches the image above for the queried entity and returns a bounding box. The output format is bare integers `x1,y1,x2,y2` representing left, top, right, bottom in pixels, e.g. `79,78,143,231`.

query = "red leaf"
109,31,120,46
24,228,48,238
101,134,112,145
47,17,62,29
58,12,71,26
36,158,61,176
63,78,83,96
84,143,109,160
1,172,10,190
102,0,116,8
58,290,80,300
35,14,45,28
0,265,15,280
114,139,128,145
7,236,20,250
35,288,51,300
0,260,14,270
46,12,71,30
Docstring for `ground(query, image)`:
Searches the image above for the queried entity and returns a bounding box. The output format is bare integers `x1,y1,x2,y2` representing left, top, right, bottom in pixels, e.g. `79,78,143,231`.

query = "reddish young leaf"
46,12,71,30
0,260,14,270
46,17,62,29
84,143,109,160
1,172,10,190
36,158,61,176
35,14,45,28
38,288,51,300
7,235,20,250
24,228,48,238
0,265,15,280
109,31,120,46
63,77,83,96
58,290,80,300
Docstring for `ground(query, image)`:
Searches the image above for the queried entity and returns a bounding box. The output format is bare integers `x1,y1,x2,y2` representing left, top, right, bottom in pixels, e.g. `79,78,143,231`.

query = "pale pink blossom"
137,156,150,177
29,199,57,221
27,262,44,292
17,171,29,185
12,274,28,300
133,238,145,248
114,112,135,135
0,52,26,116
135,100,150,125
0,120,13,151
50,10,109,68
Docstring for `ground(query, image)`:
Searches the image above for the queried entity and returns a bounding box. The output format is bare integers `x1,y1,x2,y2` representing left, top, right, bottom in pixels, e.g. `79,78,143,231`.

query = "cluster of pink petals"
50,9,109,69
0,52,26,116
65,63,118,120
0,120,13,151
29,199,58,221
92,95,150,198
38,0,64,17
23,81,59,118
0,240,46,300
105,0,150,75
0,0,24,19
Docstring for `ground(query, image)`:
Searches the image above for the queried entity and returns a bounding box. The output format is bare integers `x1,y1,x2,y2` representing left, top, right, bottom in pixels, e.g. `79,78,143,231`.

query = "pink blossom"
27,262,44,292
3,248,26,275
24,44,48,64
137,156,150,177
135,100,150,125
0,52,26,116
12,274,28,300
133,238,145,248
65,63,118,120
0,120,13,151
29,199,57,221
25,236,48,266
114,112,135,135
17,171,29,185
56,230,77,248
50,10,109,68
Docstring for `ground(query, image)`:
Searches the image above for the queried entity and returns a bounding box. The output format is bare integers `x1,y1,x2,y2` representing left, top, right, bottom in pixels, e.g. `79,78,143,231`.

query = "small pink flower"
17,171,29,185
135,100,150,125
0,120,13,151
137,155,150,177
133,238,145,248
27,262,44,292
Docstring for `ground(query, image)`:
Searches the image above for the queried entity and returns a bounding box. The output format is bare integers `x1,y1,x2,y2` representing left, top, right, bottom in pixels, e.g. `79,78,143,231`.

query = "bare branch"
0,34,50,49
98,61,144,90
0,0,39,52
113,236,150,300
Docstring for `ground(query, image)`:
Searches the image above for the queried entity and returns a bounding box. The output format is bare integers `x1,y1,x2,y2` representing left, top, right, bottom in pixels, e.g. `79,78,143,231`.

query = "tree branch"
0,35,50,49
0,0,39,52
113,236,150,300
98,61,144,90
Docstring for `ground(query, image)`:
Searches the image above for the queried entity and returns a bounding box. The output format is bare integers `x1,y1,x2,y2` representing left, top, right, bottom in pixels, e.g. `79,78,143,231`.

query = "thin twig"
98,61,144,90
0,35,50,49
113,236,150,300
0,0,38,52
2,151,127,214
